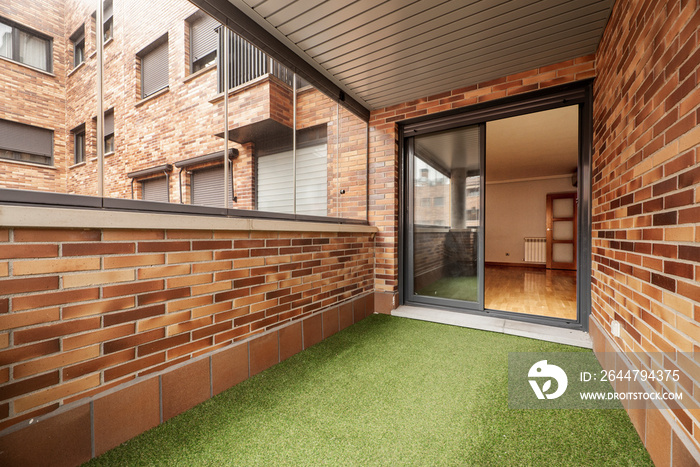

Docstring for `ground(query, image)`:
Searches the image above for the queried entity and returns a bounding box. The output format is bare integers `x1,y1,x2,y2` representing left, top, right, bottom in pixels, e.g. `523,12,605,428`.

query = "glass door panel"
408,124,484,309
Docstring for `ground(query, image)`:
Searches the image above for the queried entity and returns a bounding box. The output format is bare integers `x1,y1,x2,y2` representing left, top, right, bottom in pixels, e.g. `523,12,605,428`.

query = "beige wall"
485,175,574,264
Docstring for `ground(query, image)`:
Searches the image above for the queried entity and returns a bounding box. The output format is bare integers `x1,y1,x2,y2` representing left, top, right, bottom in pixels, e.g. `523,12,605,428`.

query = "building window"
70,27,84,68
0,17,52,72
104,110,114,154
72,124,85,164
0,119,53,166
103,0,113,42
138,34,169,99
188,13,218,74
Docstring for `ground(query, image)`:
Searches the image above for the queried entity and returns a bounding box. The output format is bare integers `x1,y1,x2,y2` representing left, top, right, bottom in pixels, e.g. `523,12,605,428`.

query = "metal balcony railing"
218,30,294,92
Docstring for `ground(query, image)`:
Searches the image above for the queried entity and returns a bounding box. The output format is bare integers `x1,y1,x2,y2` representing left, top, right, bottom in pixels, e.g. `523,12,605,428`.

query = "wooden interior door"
546,192,577,270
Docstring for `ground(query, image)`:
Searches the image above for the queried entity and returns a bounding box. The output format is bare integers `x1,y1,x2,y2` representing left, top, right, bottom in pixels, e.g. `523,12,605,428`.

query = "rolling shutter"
191,165,233,208
257,143,327,216
0,119,53,159
103,0,113,20
257,150,293,214
142,177,168,203
141,39,169,98
104,110,114,136
191,15,218,62
295,144,327,216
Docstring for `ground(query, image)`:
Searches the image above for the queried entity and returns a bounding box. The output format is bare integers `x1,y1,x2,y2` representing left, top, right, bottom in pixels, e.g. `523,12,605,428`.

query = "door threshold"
392,305,592,349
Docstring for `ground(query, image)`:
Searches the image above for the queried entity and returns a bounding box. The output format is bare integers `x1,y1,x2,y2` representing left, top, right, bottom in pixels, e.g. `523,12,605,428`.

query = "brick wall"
368,54,596,308
591,0,700,463
0,0,67,193
0,223,374,442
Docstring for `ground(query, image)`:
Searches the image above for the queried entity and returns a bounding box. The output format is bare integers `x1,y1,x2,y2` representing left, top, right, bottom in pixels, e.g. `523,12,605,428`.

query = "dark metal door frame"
404,125,486,312
398,80,594,332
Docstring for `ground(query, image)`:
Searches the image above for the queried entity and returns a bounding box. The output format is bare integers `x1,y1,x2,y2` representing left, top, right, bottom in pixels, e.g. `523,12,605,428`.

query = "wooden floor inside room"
484,265,576,320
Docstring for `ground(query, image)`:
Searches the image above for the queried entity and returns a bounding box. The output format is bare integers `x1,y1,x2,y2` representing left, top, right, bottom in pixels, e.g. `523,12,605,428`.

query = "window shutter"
142,177,169,203
257,150,294,214
104,1,113,19
191,15,218,61
295,143,327,216
0,119,53,158
142,39,169,98
104,111,114,136
257,143,327,216
191,165,233,208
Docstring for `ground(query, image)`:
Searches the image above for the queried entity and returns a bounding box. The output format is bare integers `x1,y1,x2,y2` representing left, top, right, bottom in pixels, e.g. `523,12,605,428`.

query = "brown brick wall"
0,0,68,192
592,0,700,462
367,54,596,298
0,226,374,433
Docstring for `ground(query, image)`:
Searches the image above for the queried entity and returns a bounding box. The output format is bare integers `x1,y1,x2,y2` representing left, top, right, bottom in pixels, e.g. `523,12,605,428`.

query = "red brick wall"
592,0,700,462
367,55,596,303
0,225,374,435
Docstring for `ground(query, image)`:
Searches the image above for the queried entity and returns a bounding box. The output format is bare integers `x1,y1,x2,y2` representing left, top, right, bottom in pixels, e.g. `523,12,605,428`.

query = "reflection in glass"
0,0,368,221
413,125,481,303
0,22,11,59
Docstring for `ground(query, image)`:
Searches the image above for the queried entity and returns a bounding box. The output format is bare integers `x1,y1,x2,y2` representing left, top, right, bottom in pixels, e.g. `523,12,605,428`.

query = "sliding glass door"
406,123,484,311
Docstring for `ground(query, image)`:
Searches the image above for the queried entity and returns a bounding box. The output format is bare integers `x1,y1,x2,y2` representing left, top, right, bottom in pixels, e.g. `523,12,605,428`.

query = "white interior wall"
485,175,575,264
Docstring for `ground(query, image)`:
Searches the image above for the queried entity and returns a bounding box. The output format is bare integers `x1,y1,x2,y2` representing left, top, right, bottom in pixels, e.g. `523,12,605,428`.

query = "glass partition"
0,0,369,222
409,124,483,308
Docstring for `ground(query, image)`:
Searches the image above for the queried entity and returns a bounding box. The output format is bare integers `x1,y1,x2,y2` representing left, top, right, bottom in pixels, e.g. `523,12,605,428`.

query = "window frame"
70,26,85,69
103,109,114,155
137,34,169,99
188,13,218,74
72,124,86,165
0,16,53,73
103,0,113,42
0,118,54,167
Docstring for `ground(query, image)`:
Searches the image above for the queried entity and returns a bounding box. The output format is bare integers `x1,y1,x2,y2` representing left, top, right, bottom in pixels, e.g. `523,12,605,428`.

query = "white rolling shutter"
295,144,327,216
257,143,327,216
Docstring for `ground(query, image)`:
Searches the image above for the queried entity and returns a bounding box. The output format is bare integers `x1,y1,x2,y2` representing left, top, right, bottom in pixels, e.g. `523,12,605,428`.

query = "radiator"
524,237,546,263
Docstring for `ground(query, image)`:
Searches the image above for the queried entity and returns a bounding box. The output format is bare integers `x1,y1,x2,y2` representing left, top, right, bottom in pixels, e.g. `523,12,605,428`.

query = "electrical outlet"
611,320,621,337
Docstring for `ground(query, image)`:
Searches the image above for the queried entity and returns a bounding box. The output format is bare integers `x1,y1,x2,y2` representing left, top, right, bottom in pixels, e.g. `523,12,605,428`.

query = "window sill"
69,161,87,169
90,152,114,162
0,55,54,77
0,159,56,170
136,87,169,107
68,61,86,77
183,64,216,84
88,38,113,60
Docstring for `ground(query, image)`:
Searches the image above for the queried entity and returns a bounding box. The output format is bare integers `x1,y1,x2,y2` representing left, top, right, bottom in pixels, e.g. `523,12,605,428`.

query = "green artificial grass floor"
87,315,652,466
416,276,478,302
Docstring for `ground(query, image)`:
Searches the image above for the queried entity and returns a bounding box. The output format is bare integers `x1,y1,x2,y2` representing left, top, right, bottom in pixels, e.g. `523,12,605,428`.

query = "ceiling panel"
227,0,614,110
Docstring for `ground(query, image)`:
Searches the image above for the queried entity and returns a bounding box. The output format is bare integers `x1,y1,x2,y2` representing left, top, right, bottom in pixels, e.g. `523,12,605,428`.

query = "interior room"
484,105,579,320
